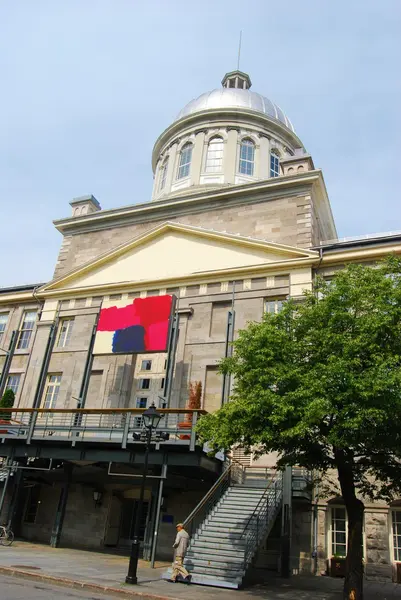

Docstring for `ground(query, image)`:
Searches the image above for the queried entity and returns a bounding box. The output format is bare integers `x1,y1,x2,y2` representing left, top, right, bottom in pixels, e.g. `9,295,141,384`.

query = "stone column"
258,134,271,180
190,130,206,186
225,127,239,184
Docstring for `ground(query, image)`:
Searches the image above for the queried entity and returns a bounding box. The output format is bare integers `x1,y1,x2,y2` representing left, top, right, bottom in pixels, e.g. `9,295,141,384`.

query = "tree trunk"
334,448,364,600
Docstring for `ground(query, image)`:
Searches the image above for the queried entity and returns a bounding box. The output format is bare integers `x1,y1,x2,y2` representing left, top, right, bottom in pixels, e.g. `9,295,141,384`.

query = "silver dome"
175,87,295,133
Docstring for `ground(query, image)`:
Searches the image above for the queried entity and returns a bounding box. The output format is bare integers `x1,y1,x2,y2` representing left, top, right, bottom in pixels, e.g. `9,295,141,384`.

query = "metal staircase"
166,461,283,589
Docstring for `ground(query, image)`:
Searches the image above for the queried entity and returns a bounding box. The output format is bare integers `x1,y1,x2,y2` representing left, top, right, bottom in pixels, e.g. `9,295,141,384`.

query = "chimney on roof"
70,195,101,217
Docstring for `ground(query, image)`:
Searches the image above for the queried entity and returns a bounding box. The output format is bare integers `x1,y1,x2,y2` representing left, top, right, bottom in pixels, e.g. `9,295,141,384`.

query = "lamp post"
125,403,162,585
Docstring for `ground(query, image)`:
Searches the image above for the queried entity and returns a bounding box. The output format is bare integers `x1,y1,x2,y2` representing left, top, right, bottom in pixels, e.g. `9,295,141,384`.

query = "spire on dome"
221,70,252,90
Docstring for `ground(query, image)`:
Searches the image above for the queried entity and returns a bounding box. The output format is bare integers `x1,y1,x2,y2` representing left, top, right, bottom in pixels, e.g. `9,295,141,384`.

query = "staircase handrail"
240,470,281,538
183,458,245,536
240,471,283,569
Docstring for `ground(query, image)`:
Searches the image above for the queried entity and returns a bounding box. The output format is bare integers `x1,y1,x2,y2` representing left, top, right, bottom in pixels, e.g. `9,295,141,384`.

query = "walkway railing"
0,408,207,451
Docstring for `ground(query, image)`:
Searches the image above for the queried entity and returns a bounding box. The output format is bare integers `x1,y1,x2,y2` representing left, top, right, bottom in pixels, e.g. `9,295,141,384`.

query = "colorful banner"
93,295,174,355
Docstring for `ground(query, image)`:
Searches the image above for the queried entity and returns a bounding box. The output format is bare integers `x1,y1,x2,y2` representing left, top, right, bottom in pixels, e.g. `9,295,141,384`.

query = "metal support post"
50,463,73,547
27,409,38,445
280,465,292,578
121,413,131,449
126,428,152,584
150,459,167,568
6,465,24,531
189,410,198,451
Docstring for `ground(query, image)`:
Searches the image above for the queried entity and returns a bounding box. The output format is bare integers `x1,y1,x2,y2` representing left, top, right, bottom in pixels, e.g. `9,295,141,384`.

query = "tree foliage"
0,388,15,421
197,257,401,599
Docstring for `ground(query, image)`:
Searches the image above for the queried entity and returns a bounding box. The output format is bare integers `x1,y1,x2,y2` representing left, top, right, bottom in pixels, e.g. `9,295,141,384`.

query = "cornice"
321,244,401,266
0,290,36,305
39,256,318,300
53,172,323,236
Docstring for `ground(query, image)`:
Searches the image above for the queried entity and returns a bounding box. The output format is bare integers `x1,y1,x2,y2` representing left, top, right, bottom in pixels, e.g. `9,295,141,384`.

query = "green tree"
0,388,15,421
197,257,401,600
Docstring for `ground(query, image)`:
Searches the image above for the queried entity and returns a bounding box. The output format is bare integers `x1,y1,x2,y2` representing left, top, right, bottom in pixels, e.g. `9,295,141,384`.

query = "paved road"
0,575,118,600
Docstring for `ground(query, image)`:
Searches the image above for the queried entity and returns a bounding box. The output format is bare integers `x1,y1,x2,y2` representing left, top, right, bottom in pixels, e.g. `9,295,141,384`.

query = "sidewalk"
0,541,400,599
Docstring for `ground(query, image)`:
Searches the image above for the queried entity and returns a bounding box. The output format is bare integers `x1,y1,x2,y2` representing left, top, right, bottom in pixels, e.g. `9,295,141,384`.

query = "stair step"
226,487,267,492
200,524,245,534
162,570,241,589
193,534,246,546
186,564,244,578
187,547,244,558
185,557,245,569
181,573,241,589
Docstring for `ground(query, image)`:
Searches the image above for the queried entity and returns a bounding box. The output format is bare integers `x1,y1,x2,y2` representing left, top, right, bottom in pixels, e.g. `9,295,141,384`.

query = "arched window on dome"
205,136,224,173
239,138,255,176
177,143,193,179
270,149,280,178
159,157,169,191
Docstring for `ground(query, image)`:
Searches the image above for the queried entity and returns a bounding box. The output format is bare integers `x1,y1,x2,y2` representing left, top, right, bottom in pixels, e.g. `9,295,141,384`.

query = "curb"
0,566,176,600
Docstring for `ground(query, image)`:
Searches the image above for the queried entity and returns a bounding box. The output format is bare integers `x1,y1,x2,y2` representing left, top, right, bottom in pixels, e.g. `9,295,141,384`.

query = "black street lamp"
125,403,162,585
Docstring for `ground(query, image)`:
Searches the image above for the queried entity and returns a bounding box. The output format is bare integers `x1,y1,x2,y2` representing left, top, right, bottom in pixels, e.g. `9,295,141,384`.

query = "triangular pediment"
40,222,318,294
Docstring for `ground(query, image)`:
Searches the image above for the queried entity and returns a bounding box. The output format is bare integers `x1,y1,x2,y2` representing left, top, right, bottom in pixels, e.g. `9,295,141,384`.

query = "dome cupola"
151,71,308,201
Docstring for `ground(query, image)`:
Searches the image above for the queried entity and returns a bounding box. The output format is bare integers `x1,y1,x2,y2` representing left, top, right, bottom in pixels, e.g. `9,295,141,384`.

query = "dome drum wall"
151,75,307,202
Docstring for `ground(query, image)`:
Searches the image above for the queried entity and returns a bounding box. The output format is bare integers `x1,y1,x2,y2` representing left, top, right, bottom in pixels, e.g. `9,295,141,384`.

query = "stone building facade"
1,70,401,581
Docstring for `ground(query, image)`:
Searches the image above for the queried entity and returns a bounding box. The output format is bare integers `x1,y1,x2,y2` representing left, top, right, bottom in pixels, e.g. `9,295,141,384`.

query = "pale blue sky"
1,1,400,287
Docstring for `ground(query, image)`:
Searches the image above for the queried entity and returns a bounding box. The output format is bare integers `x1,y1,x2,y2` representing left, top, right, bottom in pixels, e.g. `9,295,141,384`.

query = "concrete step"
185,563,244,579
201,521,244,537
186,546,244,559
185,557,245,570
205,516,249,525
220,498,264,507
193,533,246,546
183,573,241,589
162,569,241,589
226,487,267,494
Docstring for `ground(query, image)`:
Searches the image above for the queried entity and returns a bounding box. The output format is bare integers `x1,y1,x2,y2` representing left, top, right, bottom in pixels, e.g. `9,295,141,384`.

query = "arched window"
239,138,255,176
205,136,224,173
270,150,280,177
177,143,193,179
159,157,169,191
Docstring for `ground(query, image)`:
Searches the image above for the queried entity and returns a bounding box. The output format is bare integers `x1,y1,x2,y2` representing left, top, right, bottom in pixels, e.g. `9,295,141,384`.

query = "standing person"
169,523,191,583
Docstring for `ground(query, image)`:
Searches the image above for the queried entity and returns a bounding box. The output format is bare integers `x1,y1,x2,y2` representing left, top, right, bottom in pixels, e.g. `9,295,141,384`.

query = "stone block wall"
53,193,314,280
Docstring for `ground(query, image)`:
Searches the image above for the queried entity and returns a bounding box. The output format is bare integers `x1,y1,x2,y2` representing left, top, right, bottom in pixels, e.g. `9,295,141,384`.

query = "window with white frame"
136,397,147,409
205,136,224,173
6,374,21,395
392,510,401,561
138,378,150,390
265,298,285,314
331,507,347,557
42,374,62,409
17,311,36,350
270,150,280,177
177,143,193,179
239,139,255,176
56,318,74,348
0,313,8,345
159,157,169,191
141,360,152,371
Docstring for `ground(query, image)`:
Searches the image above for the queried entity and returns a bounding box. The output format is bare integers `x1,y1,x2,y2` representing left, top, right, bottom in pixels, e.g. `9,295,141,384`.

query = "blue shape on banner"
112,325,145,353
